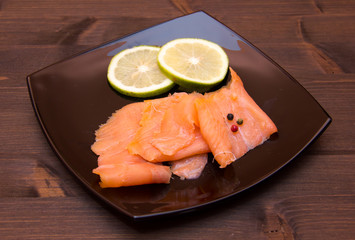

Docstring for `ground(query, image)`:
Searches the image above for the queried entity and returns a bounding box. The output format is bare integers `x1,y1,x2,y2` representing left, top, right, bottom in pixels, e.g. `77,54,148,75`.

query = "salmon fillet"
91,102,172,188
127,92,210,163
196,68,277,168
152,92,202,156
170,153,208,180
127,94,183,161
92,162,171,188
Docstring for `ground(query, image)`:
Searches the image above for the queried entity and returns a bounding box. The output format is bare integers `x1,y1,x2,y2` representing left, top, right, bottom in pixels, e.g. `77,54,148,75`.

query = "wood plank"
0,17,170,46
0,45,89,75
0,15,305,45
271,195,355,240
2,14,354,62
1,0,353,18
1,0,181,18
5,0,346,18
298,15,355,73
0,154,85,198
0,194,354,240
317,0,355,14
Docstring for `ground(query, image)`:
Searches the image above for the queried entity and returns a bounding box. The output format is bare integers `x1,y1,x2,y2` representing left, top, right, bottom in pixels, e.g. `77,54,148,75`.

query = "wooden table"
1,0,354,239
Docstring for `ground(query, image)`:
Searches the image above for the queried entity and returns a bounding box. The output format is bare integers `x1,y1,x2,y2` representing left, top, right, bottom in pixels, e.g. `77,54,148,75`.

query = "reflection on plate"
27,11,331,220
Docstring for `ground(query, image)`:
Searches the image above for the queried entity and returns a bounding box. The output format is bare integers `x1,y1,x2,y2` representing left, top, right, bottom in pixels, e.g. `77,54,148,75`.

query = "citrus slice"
107,46,175,98
157,38,229,91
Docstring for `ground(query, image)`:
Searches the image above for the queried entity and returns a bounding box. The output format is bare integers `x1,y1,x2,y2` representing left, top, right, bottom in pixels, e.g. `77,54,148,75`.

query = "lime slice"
157,38,229,91
107,46,175,98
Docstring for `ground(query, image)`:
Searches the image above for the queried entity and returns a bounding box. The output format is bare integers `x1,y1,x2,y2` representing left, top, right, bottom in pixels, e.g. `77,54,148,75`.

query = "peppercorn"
236,118,243,125
227,113,234,121
231,125,238,132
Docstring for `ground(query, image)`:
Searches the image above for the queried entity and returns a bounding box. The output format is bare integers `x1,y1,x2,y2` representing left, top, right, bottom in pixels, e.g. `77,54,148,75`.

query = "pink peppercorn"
231,125,238,132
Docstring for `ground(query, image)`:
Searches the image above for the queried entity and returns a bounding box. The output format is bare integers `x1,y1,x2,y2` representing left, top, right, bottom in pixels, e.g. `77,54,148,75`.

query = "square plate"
27,11,331,220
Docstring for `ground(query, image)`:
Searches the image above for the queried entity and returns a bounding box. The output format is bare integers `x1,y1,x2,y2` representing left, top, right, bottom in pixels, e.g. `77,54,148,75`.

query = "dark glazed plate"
27,11,331,220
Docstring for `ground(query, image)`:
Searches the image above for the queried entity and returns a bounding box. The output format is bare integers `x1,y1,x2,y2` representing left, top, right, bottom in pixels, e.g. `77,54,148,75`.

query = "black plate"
27,11,331,220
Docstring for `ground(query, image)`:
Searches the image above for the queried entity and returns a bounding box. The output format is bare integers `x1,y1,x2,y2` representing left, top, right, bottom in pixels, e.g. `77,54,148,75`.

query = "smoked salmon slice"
91,102,144,156
91,102,172,188
151,92,202,156
170,153,208,180
195,68,277,168
127,92,210,163
92,162,171,188
127,93,184,162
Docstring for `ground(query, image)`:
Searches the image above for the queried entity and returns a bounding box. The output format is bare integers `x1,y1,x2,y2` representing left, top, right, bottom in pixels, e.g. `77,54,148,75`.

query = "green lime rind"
157,60,228,92
107,77,175,98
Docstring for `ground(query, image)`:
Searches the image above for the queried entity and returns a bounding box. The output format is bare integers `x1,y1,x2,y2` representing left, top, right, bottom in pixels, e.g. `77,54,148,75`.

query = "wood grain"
0,0,354,239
